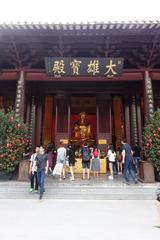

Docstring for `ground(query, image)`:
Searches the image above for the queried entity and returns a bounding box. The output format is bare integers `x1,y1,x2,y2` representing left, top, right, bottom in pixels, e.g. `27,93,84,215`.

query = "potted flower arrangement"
0,108,28,177
143,108,160,181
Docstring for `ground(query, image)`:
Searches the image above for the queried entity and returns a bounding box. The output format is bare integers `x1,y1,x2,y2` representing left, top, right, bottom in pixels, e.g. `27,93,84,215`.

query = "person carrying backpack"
91,145,100,177
81,144,91,180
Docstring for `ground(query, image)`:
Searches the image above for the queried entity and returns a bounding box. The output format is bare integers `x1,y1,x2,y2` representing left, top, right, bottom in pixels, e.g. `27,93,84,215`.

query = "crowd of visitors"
28,139,142,199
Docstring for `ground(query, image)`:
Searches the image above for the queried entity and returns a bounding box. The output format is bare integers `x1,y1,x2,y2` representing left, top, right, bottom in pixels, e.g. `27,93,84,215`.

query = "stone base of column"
18,160,30,181
139,161,155,183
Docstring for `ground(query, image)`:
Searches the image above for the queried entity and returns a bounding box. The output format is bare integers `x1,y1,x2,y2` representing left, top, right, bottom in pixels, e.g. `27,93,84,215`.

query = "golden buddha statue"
71,112,94,146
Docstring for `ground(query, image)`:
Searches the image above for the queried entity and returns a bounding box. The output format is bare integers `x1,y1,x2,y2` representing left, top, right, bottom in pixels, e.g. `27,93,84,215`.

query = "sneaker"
29,188,34,192
39,194,43,200
70,177,75,181
108,176,113,180
34,190,38,193
134,179,138,184
125,181,130,185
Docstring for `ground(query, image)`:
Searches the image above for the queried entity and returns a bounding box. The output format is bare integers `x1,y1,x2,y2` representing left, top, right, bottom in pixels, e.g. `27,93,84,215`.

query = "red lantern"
6,143,10,148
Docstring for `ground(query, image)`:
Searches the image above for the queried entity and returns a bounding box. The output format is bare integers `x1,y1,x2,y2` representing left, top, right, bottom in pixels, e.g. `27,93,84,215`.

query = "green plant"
143,108,160,169
0,109,29,173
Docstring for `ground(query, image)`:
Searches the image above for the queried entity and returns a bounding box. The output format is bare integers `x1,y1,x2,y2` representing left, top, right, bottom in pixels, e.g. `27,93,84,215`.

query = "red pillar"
124,95,131,144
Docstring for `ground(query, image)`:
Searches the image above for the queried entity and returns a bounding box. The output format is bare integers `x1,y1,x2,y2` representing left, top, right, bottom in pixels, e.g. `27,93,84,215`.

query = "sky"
0,0,160,23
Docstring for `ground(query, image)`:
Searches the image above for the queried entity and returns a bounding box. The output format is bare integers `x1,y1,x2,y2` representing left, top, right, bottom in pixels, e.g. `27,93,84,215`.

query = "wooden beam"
1,69,160,82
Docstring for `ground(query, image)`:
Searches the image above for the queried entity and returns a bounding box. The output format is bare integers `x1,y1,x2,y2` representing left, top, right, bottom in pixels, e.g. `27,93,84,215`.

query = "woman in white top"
56,141,67,180
107,145,116,180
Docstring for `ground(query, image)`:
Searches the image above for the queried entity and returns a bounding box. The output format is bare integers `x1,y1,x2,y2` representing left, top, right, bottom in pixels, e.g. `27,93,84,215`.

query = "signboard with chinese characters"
98,139,107,145
60,139,68,144
45,57,124,78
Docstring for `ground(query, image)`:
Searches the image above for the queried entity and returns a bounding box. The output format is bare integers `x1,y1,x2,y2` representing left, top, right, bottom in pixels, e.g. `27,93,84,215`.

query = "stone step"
0,178,158,200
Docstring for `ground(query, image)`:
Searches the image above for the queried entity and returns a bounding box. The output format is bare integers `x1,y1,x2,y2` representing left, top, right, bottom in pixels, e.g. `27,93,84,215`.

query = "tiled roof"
0,20,160,31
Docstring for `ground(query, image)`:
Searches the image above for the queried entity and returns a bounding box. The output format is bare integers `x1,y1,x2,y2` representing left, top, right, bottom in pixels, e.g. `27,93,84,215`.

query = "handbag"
52,162,63,176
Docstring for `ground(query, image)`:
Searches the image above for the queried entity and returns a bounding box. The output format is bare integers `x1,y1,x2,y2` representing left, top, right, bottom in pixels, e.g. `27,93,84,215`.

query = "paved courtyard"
0,199,159,240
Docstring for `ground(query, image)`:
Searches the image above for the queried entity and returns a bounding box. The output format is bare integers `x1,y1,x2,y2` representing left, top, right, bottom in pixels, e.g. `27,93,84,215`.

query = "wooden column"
26,99,31,125
15,70,26,119
124,95,131,144
68,101,71,140
35,97,43,146
144,70,154,118
130,96,138,146
136,96,143,146
55,93,70,147
113,96,123,148
42,96,53,146
29,96,36,151
97,94,112,151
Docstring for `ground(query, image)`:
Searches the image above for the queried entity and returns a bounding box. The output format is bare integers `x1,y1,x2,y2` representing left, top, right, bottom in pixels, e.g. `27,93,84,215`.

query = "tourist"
46,143,54,174
66,144,76,181
132,142,141,174
116,147,123,174
56,141,67,180
91,144,100,177
121,139,138,184
36,145,48,199
107,145,116,180
29,145,40,193
81,144,91,180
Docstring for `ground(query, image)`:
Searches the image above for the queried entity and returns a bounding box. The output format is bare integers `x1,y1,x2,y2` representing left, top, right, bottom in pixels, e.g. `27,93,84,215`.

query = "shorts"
82,161,90,169
69,162,75,167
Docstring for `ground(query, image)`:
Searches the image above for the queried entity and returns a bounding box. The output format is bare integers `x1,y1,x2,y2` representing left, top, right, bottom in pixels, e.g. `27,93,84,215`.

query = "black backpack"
82,147,90,161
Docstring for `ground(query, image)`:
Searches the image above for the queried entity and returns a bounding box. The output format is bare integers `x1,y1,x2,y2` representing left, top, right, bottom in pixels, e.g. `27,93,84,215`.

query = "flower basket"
143,108,160,181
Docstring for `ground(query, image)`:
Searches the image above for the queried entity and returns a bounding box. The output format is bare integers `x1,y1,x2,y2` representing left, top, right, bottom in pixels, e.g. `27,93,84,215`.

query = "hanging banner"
45,57,124,78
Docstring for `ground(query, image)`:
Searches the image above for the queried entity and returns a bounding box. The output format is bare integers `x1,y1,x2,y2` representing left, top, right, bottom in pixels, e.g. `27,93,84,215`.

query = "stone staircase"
0,174,158,200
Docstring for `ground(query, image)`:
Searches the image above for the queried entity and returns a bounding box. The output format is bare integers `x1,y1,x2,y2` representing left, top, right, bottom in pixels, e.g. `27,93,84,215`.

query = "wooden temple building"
0,21,160,153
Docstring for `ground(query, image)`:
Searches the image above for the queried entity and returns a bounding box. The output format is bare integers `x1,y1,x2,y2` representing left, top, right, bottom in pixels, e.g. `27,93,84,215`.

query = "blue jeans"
134,157,141,171
37,170,45,195
124,159,136,182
